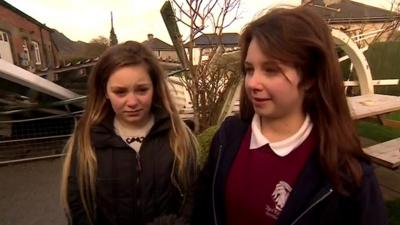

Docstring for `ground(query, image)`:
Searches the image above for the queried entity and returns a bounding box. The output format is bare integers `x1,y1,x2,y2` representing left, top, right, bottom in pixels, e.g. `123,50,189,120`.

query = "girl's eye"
264,66,280,74
244,67,254,75
136,88,149,95
113,90,126,96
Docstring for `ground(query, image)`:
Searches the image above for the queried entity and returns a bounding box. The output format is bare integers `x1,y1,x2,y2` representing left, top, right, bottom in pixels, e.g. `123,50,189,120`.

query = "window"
0,31,9,41
21,40,31,67
31,41,41,65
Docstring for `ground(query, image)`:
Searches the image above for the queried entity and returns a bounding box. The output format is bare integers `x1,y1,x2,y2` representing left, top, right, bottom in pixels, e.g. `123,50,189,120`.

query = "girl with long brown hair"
192,6,387,225
61,41,198,225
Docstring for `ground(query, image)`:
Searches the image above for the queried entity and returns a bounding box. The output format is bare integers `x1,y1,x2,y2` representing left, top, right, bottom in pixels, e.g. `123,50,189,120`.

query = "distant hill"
51,30,107,62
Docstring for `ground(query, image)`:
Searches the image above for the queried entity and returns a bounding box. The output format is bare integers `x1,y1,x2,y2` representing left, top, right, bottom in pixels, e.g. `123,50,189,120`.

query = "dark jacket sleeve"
66,152,91,225
355,163,388,225
191,127,223,225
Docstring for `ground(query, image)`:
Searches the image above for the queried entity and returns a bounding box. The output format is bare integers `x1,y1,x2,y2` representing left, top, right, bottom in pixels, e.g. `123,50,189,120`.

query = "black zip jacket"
67,109,186,225
192,116,388,225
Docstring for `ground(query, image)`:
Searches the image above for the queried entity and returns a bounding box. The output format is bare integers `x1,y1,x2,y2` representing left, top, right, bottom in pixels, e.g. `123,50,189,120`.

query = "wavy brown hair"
239,6,369,195
61,41,198,223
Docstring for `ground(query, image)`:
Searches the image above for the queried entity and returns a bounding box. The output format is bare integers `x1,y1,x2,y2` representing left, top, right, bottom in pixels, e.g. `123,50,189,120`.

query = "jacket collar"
216,116,249,186
213,116,250,225
91,105,171,149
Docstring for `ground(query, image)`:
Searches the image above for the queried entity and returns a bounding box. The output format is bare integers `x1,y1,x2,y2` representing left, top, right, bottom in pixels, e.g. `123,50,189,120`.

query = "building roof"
188,33,240,47
307,0,400,24
0,0,53,31
142,36,174,51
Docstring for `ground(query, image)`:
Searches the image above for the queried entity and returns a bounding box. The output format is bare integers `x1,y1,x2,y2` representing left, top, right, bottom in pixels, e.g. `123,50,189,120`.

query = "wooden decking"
374,165,400,201
363,138,400,169
361,137,400,201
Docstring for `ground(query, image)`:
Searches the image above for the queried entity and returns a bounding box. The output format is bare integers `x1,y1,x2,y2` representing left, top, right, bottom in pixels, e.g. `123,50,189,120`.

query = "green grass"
356,120,400,142
386,112,400,121
387,199,400,225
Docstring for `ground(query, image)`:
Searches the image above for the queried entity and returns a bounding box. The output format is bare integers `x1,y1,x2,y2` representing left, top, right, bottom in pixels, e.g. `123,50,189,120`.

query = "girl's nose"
126,93,138,107
246,70,263,91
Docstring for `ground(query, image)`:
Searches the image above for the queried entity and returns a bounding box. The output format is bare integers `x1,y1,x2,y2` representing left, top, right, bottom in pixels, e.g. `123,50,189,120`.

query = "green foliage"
386,199,400,225
197,125,218,167
340,57,353,80
357,121,400,142
340,41,400,96
364,41,400,96
365,41,400,79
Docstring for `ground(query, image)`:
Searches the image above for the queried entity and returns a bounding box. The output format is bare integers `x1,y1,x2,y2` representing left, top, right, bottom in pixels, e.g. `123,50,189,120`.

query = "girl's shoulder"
220,115,249,131
216,116,250,142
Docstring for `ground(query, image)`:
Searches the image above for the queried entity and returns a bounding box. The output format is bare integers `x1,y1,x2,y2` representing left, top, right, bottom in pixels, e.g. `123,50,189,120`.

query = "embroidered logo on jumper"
265,181,292,219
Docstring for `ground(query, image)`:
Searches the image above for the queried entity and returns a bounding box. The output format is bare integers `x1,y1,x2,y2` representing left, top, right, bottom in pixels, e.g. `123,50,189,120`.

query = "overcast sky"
4,0,398,44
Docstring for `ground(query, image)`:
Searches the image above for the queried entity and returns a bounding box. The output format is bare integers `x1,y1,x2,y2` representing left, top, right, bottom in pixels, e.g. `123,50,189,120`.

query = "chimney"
147,34,154,40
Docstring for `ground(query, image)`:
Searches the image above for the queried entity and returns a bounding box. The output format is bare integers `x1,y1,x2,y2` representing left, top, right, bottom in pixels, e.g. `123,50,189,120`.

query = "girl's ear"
105,92,109,99
302,78,316,92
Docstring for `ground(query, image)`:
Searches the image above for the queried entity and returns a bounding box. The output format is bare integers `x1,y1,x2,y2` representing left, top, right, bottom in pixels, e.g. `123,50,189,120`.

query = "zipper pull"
136,153,142,172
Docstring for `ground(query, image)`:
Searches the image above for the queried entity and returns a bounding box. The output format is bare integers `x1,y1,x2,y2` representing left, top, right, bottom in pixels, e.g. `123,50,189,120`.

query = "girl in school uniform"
192,6,388,225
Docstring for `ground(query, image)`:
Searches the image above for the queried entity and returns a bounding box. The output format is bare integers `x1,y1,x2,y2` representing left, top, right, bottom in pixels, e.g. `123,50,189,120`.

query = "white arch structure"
331,29,374,95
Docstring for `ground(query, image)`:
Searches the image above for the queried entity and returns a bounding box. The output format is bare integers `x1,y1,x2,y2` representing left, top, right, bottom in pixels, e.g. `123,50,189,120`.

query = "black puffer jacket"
67,110,186,225
192,116,388,225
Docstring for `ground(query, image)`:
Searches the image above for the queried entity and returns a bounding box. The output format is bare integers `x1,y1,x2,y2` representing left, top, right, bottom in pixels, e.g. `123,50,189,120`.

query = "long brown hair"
61,41,198,222
239,6,368,195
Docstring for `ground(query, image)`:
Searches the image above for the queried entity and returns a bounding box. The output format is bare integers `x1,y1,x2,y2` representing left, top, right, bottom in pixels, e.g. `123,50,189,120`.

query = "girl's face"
244,39,305,122
106,65,154,127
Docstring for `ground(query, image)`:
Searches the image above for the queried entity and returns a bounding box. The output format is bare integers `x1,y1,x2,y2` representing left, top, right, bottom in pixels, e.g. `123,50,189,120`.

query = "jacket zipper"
135,152,142,215
290,188,333,225
136,153,142,173
212,144,223,225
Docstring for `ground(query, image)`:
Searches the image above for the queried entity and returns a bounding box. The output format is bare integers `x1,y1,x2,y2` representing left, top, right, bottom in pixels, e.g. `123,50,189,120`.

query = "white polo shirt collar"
250,114,313,157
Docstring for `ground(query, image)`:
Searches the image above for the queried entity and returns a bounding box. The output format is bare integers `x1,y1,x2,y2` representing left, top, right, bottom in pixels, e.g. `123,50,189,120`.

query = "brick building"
0,0,59,72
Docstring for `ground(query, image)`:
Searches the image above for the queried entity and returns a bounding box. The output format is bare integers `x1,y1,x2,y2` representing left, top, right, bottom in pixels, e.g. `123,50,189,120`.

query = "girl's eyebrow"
245,58,281,65
262,61,279,67
136,83,151,87
110,86,127,89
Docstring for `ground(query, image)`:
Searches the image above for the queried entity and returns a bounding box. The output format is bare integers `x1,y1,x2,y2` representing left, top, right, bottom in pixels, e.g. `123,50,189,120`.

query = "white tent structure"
0,59,80,101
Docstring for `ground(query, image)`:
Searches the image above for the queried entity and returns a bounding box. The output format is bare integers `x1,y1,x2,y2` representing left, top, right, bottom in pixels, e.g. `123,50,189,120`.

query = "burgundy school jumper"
225,128,317,225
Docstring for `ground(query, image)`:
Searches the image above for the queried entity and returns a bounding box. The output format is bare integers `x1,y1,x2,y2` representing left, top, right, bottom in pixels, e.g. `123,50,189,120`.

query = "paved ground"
0,158,67,225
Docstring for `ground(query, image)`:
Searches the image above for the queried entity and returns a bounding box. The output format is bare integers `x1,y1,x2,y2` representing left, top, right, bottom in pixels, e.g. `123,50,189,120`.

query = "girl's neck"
260,112,306,143
117,114,154,131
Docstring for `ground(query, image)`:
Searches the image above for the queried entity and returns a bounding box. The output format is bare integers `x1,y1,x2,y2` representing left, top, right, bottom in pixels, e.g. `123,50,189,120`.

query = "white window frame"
22,40,31,62
31,41,41,65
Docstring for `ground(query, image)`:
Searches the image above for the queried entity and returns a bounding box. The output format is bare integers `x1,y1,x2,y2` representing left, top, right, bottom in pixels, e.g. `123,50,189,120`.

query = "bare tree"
86,36,109,57
90,36,109,46
375,0,400,42
162,0,241,133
